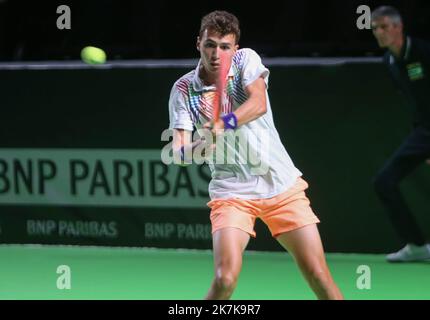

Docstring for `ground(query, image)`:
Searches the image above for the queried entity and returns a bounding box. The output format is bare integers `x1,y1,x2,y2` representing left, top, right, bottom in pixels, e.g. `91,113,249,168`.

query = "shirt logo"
407,62,425,81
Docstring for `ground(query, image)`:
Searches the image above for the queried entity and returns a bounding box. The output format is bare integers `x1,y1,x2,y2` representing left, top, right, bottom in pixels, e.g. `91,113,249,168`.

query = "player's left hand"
426,159,430,165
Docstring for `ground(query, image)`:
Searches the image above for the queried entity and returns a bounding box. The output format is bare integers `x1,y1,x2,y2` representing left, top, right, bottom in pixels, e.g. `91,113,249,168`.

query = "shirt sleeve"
168,82,194,131
241,48,270,89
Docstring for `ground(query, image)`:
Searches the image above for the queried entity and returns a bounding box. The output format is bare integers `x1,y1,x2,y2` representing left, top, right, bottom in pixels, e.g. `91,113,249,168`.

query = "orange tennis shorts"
207,177,320,238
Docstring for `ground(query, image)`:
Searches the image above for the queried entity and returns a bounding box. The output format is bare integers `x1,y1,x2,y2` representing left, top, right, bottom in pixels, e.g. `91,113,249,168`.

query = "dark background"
1,1,430,252
0,0,430,61
1,63,430,253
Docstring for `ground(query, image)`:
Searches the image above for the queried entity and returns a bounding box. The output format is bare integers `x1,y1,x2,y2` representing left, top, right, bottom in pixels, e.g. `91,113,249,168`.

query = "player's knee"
305,266,331,287
214,271,238,292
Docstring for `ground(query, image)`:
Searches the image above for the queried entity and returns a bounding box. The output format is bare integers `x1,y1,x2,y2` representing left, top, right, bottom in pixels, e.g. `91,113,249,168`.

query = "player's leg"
205,199,257,300
373,126,430,260
261,177,342,299
205,227,250,300
277,224,343,300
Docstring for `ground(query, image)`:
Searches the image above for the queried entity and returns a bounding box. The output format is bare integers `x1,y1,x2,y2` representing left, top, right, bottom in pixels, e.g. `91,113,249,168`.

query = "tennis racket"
212,51,229,123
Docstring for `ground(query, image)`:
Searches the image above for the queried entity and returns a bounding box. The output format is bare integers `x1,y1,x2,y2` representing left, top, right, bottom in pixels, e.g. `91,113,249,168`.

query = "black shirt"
383,37,430,128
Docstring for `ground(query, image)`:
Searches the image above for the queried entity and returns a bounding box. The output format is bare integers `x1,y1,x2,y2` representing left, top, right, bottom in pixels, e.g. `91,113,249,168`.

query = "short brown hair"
199,11,241,44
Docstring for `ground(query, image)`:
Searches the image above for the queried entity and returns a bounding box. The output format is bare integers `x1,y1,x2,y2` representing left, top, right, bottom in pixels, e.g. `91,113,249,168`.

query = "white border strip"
0,57,383,70
0,243,382,257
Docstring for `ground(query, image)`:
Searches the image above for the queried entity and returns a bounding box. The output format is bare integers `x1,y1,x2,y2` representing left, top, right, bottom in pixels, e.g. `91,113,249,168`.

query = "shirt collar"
403,36,411,60
192,59,235,92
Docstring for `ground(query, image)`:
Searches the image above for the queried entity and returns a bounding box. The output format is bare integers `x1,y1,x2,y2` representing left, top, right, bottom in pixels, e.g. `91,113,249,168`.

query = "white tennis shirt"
168,48,302,200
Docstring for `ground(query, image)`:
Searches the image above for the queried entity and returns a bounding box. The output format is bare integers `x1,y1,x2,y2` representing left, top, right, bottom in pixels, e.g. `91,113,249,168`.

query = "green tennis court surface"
0,245,429,300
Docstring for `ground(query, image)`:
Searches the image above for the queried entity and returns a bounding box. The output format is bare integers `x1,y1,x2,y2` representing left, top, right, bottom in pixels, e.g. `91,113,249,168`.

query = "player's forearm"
233,93,267,127
172,138,205,164
206,78,267,131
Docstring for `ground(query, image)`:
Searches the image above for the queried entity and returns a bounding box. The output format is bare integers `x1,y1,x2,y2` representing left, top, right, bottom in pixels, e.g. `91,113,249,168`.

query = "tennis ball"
81,46,106,65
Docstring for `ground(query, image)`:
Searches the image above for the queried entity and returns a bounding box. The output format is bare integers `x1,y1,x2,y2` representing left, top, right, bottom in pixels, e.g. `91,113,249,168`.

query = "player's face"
371,16,403,48
197,29,238,74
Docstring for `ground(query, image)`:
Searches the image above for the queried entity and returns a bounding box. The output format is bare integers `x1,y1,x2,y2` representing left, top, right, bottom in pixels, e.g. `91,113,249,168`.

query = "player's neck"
199,65,216,86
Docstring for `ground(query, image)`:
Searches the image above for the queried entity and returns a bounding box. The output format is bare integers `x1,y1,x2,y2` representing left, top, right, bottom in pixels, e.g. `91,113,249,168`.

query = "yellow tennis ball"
81,46,106,65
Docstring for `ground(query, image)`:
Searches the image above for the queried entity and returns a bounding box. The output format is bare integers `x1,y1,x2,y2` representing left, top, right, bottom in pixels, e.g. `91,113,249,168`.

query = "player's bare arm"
172,129,193,164
203,77,267,132
172,128,213,165
235,77,267,126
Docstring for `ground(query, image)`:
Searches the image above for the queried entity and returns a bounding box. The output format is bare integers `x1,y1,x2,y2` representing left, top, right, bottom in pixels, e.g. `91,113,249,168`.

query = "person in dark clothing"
371,6,430,262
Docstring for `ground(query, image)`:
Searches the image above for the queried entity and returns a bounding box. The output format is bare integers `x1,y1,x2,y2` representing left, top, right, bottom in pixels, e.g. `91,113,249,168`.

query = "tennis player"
167,10,343,300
